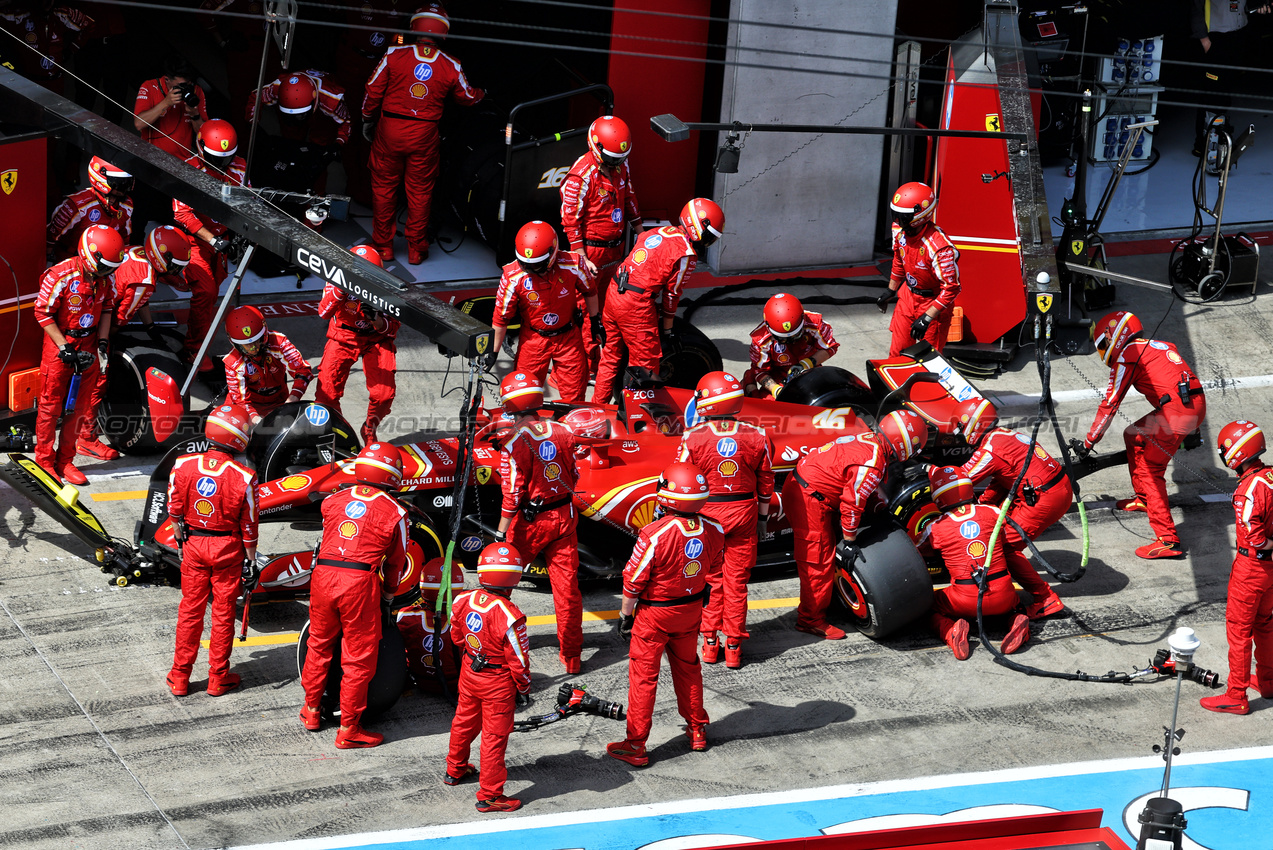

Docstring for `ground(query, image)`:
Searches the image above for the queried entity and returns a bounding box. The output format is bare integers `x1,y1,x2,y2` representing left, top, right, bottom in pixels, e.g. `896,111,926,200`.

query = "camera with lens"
174,81,200,108
557,682,625,720
1150,647,1223,689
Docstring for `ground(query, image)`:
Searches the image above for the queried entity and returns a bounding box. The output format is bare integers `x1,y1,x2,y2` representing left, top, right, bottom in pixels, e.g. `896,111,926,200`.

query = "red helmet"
144,225,192,275
351,243,385,268
1218,420,1266,470
694,371,744,417
198,118,239,164
276,74,316,116
877,409,928,461
410,2,449,40
952,397,997,445
86,155,134,203
514,220,558,275
890,181,937,231
500,371,543,414
1091,310,1142,366
588,115,632,168
419,558,464,600
680,197,724,247
204,403,252,453
763,293,806,338
928,465,975,511
562,407,609,440
656,461,709,514
226,305,267,346
476,542,524,590
78,225,126,276
355,442,404,489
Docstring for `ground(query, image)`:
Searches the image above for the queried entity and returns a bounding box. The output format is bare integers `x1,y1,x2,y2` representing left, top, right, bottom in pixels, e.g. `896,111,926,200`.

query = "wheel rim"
835,568,870,625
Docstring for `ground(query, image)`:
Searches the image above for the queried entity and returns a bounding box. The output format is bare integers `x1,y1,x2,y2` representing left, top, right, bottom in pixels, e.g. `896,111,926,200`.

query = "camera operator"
134,55,207,160
1204,421,1273,715
445,543,532,814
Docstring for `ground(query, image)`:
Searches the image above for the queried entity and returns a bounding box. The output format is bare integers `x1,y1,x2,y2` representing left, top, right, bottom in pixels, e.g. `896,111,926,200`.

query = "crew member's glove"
479,349,497,372
323,144,343,164
361,120,377,143
786,357,816,382
617,614,634,643
590,315,606,347
910,313,933,340
210,235,232,254
876,290,895,313
59,344,93,374
241,558,257,585
1068,438,1092,461
835,539,862,570
757,515,768,540
659,325,680,355
493,531,506,543
515,690,533,708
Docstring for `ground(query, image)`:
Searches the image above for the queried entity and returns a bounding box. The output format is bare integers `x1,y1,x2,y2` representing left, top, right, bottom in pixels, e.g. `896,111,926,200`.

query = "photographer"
134,55,207,160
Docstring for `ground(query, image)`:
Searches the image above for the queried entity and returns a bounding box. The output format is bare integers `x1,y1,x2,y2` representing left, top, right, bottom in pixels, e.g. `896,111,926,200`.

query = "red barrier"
0,137,48,411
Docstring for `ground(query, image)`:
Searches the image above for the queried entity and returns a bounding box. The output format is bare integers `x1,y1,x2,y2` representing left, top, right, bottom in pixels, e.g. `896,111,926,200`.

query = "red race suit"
622,514,723,745
493,252,595,403
79,247,157,445
1222,463,1273,702
314,283,400,444
958,427,1071,604
782,434,889,632
0,5,93,94
167,449,258,690
33,257,107,474
499,418,584,661
448,586,531,802
222,330,314,421
134,76,209,159
743,311,839,396
246,69,351,147
676,418,774,644
302,484,408,728
47,187,133,260
888,220,960,356
592,226,696,403
1085,338,1206,544
917,502,1020,642
173,155,249,361
362,42,483,256
396,601,460,695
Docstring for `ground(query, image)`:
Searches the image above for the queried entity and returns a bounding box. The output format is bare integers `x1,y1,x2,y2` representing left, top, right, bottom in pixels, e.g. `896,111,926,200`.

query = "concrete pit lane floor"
2,248,1273,850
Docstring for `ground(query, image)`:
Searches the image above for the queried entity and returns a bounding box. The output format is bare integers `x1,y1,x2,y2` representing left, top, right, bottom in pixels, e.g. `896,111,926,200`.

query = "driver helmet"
514,220,559,276
204,403,252,453
763,293,806,338
587,116,632,169
562,407,609,439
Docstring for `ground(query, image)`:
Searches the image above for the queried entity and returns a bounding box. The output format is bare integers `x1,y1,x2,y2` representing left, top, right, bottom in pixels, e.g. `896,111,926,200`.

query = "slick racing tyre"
99,347,191,454
250,401,362,482
605,316,724,402
297,610,409,721
776,366,877,425
834,522,932,639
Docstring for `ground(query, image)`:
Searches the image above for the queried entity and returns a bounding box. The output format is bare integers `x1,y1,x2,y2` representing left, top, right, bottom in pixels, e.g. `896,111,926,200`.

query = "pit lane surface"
3,252,1273,850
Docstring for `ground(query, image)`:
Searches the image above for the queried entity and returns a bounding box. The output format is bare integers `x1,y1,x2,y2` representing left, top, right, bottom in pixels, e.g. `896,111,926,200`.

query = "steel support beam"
0,66,492,359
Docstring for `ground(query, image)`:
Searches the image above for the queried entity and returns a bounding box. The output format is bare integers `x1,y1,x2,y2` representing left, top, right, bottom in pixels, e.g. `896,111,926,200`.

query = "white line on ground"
989,372,1273,410
228,746,1273,850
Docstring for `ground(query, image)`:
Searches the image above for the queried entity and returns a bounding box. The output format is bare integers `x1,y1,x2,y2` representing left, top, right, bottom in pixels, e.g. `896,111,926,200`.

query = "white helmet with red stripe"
680,197,724,247
877,409,928,461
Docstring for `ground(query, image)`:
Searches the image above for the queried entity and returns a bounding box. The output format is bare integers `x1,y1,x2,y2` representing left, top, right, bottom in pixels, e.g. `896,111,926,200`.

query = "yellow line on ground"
206,633,301,648
91,490,148,502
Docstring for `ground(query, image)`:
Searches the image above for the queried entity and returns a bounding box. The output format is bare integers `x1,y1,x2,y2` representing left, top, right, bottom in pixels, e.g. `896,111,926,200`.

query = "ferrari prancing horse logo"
0,170,16,195
1035,294,1053,314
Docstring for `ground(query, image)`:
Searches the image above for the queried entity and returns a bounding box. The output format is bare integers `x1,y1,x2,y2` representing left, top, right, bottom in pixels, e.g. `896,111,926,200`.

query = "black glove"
757,516,768,539
241,558,257,585
479,349,497,372
493,530,506,543
835,539,862,570
59,344,92,374
786,357,816,383
590,315,606,347
323,144,343,164
361,120,377,143
876,290,895,313
1068,438,1092,461
910,313,933,340
97,339,109,357
515,691,533,708
617,614,634,642
660,325,681,356
210,235,232,254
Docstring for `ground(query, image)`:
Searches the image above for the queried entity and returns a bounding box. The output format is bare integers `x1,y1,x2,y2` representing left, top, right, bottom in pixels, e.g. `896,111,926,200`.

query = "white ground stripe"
228,745,1273,850
989,372,1273,410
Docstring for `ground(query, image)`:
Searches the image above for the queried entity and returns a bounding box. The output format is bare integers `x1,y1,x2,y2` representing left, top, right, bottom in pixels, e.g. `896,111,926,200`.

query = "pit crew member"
609,462,723,767
47,156,134,261
396,557,464,695
883,181,960,356
222,305,314,425
743,293,839,398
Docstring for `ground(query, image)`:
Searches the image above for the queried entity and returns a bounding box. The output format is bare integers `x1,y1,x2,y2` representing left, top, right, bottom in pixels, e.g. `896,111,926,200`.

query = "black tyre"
99,348,193,454
250,401,362,482
879,462,941,540
776,366,877,424
833,521,933,639
297,610,408,721
661,316,723,390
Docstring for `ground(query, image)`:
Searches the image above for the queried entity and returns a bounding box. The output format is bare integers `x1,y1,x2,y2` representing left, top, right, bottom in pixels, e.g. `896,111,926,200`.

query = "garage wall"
712,0,899,273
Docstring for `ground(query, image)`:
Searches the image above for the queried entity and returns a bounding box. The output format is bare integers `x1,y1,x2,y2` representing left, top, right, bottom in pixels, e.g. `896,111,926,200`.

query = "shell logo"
966,540,987,559
1033,446,1049,460
544,462,561,481
280,475,310,491
632,249,647,264
718,459,738,477
339,520,359,539
920,199,930,209
158,242,169,254
683,559,701,577
628,498,658,529
410,83,428,99
88,240,99,253
1167,350,1183,364
465,634,482,653
194,499,215,516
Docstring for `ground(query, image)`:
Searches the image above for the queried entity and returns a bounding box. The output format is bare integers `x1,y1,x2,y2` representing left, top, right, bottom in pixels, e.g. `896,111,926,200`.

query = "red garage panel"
0,136,48,410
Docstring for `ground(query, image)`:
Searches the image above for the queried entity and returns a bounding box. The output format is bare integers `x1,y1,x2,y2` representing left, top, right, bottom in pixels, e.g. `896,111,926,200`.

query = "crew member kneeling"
166,404,258,696
223,306,314,426
609,462,723,767
445,542,532,813
919,466,1031,660
743,294,838,399
300,443,408,748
